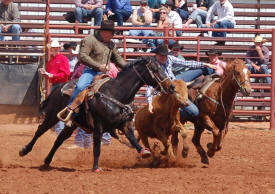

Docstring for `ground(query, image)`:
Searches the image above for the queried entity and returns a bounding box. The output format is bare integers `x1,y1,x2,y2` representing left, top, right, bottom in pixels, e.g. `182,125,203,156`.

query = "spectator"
163,0,183,37
205,0,235,45
39,40,70,134
129,0,155,51
63,42,79,74
152,6,174,48
169,41,187,77
105,0,132,32
246,35,270,84
174,0,189,21
74,0,103,25
183,0,215,30
148,0,166,22
146,44,216,121
0,0,22,41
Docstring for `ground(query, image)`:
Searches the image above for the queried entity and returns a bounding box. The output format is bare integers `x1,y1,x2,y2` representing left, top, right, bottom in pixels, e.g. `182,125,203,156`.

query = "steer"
134,80,189,164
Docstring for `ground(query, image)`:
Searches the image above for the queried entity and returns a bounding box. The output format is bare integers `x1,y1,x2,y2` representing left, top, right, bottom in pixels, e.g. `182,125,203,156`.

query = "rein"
133,58,169,94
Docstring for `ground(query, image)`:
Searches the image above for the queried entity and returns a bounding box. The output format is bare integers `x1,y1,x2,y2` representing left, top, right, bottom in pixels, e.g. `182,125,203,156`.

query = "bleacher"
0,0,274,121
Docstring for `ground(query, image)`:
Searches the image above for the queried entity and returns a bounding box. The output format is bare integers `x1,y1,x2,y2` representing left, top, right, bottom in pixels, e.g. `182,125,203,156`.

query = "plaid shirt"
146,55,205,103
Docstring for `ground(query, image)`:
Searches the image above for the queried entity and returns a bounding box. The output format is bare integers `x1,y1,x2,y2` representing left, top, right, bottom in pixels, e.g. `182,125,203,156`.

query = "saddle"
57,74,111,127
188,74,221,103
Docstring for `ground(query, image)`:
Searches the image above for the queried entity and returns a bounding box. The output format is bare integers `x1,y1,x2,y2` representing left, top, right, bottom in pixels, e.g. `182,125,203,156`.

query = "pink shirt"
212,58,227,76
108,63,119,78
46,53,70,84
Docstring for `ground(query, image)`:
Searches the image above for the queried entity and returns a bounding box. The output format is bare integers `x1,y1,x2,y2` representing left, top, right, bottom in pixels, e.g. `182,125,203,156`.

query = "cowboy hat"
206,49,222,56
151,44,169,55
169,41,184,50
254,35,267,43
47,39,61,49
100,20,115,31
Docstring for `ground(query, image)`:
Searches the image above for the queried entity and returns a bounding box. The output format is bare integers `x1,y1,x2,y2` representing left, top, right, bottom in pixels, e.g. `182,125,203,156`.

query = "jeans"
0,24,22,41
106,9,131,26
69,66,100,104
75,129,112,148
189,9,207,28
175,66,213,82
129,25,155,47
212,20,234,37
177,9,189,21
180,100,199,121
246,63,271,84
75,7,103,25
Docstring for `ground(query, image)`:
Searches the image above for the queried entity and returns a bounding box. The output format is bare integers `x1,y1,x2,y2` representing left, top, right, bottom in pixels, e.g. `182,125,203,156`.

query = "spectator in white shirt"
205,0,235,45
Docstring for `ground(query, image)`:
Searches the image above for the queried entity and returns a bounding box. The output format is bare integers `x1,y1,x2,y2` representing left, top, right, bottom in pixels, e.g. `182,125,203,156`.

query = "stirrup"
57,107,74,123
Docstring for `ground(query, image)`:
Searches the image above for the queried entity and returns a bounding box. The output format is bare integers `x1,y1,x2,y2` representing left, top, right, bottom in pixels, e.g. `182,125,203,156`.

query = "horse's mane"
116,56,151,78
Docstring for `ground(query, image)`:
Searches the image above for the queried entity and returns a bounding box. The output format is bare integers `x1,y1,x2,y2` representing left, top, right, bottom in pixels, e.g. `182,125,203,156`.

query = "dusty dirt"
1,111,275,194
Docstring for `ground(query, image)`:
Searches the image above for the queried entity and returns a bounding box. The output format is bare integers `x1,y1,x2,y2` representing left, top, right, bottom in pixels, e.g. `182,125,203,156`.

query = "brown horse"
135,80,189,164
178,58,251,164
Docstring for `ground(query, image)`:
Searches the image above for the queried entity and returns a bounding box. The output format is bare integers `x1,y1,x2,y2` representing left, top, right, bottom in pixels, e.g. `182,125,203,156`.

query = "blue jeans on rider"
69,66,100,105
180,100,199,121
246,63,271,84
74,7,103,25
175,66,213,82
0,24,22,41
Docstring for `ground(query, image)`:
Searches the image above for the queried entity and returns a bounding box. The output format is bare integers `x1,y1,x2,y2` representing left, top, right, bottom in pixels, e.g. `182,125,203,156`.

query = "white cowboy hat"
72,45,80,54
47,39,61,49
254,35,267,43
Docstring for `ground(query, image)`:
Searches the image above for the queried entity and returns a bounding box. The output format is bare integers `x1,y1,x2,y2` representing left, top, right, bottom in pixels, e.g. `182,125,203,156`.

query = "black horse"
19,57,174,172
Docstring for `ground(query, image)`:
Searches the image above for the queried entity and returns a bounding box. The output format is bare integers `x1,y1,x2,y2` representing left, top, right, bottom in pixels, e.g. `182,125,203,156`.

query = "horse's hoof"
140,148,151,159
207,150,215,158
182,147,189,158
201,157,209,165
19,147,28,157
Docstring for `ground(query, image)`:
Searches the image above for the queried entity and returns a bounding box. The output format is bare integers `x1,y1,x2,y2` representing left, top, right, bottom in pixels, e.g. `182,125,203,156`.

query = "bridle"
232,67,250,96
133,58,170,94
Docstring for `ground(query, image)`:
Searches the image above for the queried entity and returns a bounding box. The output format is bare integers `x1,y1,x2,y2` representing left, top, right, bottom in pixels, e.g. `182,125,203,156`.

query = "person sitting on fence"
0,0,22,41
205,0,235,45
129,0,155,51
105,0,132,34
146,44,217,121
74,0,103,25
174,0,189,21
183,0,215,32
162,0,183,37
148,0,166,22
245,35,270,84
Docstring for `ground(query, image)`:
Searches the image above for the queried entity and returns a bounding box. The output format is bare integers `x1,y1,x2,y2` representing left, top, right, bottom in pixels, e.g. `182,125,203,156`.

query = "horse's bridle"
133,58,170,94
232,68,250,96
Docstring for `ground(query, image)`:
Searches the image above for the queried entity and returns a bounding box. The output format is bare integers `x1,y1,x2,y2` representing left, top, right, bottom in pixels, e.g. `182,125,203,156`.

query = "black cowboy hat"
169,41,184,50
206,49,222,56
151,44,169,55
100,20,115,31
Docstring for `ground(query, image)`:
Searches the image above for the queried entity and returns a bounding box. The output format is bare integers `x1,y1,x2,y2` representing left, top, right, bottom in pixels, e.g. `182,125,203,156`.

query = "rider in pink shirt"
206,49,226,76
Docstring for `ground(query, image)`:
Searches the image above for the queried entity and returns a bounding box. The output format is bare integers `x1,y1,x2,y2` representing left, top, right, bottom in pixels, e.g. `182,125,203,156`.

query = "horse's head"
231,59,251,96
133,57,175,94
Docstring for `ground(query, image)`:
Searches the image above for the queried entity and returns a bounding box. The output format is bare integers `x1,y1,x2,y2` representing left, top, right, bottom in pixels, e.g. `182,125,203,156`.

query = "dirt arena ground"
1,110,275,194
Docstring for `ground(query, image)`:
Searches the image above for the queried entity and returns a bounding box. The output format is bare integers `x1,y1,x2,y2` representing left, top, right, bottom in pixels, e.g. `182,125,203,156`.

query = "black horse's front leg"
123,121,151,158
44,125,76,166
19,115,59,157
92,129,103,172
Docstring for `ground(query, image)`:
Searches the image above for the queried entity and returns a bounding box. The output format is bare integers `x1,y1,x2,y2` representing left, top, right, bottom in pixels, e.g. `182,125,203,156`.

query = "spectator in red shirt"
39,40,70,92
